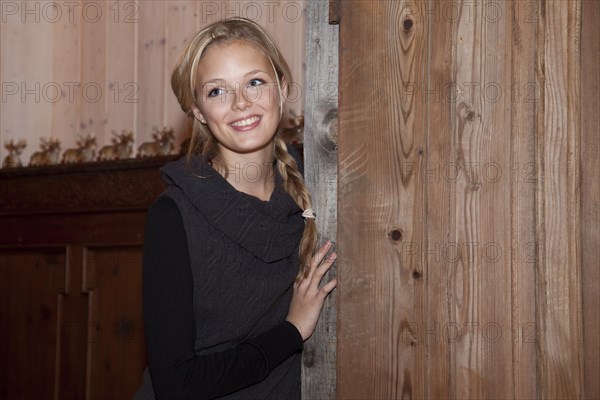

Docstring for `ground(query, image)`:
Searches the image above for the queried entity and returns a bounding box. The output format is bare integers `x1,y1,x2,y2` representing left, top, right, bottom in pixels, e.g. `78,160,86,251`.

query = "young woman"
133,17,337,400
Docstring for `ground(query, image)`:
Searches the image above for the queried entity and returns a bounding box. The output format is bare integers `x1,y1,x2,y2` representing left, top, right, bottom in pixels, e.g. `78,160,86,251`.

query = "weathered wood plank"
451,1,514,398
302,1,338,398
508,0,539,398
338,1,427,398
536,0,584,398
580,0,600,398
425,0,455,397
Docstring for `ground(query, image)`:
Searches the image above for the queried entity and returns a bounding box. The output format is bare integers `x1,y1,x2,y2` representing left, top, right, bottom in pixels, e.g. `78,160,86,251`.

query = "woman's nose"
231,84,251,110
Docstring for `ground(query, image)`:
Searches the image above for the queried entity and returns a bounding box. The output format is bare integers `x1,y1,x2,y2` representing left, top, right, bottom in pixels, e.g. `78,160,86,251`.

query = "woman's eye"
208,88,224,97
248,78,265,87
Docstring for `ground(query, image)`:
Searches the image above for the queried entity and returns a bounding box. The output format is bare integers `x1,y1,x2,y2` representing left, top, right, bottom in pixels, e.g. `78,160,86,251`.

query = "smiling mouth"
230,115,261,127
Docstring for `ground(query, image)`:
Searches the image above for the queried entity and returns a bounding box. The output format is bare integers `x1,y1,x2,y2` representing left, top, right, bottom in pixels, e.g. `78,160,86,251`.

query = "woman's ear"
190,103,206,124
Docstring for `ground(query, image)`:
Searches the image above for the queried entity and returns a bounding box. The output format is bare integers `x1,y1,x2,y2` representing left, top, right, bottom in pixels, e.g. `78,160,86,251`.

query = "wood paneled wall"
337,0,599,399
0,0,306,162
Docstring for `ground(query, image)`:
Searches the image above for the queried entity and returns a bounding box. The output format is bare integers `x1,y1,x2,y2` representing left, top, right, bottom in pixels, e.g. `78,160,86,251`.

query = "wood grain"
135,1,166,146
452,1,514,398
0,6,54,162
425,0,455,397
302,5,338,398
338,1,427,398
106,0,137,141
580,0,600,398
51,2,80,154
55,246,88,400
0,249,66,399
84,247,146,400
536,1,584,397
508,0,539,398
80,1,108,143
337,0,593,398
164,1,197,150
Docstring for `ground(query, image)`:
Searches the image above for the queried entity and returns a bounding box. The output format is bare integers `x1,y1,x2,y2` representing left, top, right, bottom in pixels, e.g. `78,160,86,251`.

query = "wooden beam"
580,0,600,398
338,2,428,398
535,0,584,397
302,3,339,398
508,0,538,397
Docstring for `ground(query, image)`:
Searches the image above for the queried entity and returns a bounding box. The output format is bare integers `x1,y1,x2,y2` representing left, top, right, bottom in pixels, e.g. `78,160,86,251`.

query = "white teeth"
231,116,260,127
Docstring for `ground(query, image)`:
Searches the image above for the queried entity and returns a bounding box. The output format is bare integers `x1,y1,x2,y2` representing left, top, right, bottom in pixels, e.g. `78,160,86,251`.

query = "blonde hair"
171,17,316,280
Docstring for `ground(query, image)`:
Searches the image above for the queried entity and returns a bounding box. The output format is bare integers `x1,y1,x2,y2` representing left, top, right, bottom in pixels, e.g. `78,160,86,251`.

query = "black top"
133,156,305,400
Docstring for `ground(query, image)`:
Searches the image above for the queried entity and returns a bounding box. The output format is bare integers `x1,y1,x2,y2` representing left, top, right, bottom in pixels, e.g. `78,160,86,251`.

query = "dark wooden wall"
0,159,172,400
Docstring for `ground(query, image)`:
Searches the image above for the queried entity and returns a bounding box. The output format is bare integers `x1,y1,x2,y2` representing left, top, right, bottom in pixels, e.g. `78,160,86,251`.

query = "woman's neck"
214,150,276,201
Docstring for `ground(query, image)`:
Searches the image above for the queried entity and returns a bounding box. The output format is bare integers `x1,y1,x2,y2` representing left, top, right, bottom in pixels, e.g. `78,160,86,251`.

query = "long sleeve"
142,196,303,400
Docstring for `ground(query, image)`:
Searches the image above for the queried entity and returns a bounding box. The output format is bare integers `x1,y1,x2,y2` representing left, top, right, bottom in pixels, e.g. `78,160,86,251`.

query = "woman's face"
191,41,286,159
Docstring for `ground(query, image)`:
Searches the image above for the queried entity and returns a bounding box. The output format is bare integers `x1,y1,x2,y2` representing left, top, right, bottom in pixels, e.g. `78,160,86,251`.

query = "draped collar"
160,156,304,263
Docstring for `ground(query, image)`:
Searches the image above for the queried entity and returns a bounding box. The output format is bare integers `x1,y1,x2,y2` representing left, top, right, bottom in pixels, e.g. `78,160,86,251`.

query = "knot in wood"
303,345,316,368
403,19,414,31
412,270,423,280
114,318,135,338
389,229,403,241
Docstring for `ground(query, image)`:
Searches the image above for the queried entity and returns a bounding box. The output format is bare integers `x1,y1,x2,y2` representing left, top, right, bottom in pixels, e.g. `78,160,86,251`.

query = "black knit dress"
133,156,305,400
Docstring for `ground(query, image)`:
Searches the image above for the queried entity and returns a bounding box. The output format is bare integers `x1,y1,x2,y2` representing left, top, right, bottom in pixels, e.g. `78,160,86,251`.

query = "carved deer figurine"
62,133,97,164
137,126,175,158
2,139,27,168
29,137,62,166
97,130,134,161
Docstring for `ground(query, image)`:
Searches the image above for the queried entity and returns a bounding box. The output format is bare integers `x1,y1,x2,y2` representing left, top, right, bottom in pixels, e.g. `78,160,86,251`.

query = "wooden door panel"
0,248,66,399
84,246,146,400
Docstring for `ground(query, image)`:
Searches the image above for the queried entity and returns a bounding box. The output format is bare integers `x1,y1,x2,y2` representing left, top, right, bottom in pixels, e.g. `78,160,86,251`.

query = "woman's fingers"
286,242,338,341
319,278,337,296
310,252,336,285
312,241,332,267
298,251,337,293
306,241,334,280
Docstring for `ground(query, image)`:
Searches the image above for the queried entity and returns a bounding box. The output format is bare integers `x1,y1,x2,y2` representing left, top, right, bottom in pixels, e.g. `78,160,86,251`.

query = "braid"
274,136,318,281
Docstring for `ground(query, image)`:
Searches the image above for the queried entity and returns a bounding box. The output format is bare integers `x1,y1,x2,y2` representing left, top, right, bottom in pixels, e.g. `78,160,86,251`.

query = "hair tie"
302,208,316,219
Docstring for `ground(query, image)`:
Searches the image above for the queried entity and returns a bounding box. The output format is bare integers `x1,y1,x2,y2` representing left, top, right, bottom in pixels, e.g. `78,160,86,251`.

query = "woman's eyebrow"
244,69,268,77
200,70,269,87
200,79,225,88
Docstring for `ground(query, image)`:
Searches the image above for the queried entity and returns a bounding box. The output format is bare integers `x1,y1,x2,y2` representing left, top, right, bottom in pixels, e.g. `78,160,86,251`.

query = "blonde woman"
133,18,336,400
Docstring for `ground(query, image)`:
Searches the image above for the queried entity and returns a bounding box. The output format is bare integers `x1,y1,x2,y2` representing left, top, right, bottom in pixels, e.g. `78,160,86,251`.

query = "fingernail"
329,252,337,260
325,240,332,249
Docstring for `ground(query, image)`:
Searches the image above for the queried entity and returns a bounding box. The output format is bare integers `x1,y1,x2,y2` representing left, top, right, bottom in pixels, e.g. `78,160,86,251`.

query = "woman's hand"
286,240,337,341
